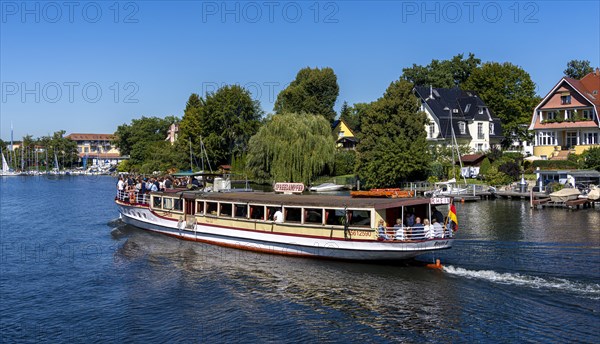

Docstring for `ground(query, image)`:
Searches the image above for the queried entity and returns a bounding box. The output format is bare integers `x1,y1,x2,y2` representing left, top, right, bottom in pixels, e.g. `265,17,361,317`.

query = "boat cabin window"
348,210,371,227
152,196,162,209
196,201,204,215
163,198,173,210
284,207,301,223
325,209,345,226
173,199,183,212
304,208,323,224
234,204,247,218
249,205,265,220
219,203,232,217
266,206,279,221
206,202,218,215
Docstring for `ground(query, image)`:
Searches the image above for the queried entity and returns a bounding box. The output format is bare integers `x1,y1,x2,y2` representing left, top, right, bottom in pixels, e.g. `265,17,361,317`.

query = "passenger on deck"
423,219,434,239
432,206,444,225
405,211,415,227
377,219,390,241
432,218,444,238
412,217,425,240
164,177,173,189
273,208,284,223
393,218,405,241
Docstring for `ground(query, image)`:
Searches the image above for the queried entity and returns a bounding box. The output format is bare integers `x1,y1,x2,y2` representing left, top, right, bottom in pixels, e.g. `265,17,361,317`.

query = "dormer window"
478,107,484,115
561,95,571,104
458,122,466,134
490,123,495,135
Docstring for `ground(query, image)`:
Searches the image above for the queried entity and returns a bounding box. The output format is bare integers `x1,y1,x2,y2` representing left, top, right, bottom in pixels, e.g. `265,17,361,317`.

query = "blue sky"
1,0,599,140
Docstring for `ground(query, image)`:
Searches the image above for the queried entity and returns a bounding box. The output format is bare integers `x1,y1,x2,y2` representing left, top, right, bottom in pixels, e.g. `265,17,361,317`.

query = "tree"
582,147,600,171
179,85,262,167
340,102,369,134
463,62,540,143
401,53,481,88
246,113,335,184
564,60,594,79
114,116,180,170
355,80,430,188
274,67,339,123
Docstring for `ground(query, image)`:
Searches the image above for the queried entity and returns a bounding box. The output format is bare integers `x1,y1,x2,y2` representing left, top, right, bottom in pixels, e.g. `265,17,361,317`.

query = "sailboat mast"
189,139,193,172
450,108,455,180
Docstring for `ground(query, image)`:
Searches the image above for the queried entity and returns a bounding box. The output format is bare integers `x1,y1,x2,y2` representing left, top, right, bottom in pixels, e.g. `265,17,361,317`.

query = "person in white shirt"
273,209,284,223
432,218,444,238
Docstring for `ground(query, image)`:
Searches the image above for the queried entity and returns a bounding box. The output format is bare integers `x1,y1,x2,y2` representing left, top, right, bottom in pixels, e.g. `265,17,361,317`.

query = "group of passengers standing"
377,207,448,241
116,175,202,202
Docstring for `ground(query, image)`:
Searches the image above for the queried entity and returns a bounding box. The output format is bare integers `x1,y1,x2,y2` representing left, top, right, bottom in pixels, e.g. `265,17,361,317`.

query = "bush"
479,158,491,176
498,161,520,181
582,147,600,171
429,161,445,180
486,165,512,186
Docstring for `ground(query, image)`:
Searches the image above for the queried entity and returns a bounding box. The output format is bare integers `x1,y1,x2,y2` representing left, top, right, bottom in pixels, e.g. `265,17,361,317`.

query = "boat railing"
116,190,149,205
380,226,452,241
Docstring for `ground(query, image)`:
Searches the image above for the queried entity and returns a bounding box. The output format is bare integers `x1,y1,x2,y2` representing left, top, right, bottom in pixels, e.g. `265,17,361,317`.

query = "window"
173,199,183,212
284,207,302,223
566,132,577,148
582,110,592,120
249,205,265,220
196,201,205,214
458,122,466,135
477,143,483,151
153,196,162,209
325,209,346,226
348,210,371,227
538,131,556,146
478,107,484,115
583,132,598,145
465,104,471,113
163,198,173,210
219,203,232,217
489,123,495,135
561,95,572,104
477,123,484,139
304,208,323,224
566,110,574,120
206,202,218,215
428,124,435,138
234,204,247,218
546,111,556,120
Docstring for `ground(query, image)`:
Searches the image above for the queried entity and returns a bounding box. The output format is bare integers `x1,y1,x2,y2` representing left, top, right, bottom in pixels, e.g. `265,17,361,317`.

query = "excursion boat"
115,188,456,261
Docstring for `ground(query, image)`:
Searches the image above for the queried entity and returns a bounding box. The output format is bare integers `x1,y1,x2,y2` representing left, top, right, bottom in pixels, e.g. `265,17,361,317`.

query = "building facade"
529,69,600,159
414,86,504,152
66,133,123,166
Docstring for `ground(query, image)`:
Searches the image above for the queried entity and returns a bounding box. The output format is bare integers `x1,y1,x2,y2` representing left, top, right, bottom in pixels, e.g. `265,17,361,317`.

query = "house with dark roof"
413,86,503,152
332,119,357,149
528,69,600,160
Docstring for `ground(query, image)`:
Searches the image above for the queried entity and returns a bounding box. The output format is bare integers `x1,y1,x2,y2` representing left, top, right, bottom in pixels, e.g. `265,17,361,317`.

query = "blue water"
1,177,599,343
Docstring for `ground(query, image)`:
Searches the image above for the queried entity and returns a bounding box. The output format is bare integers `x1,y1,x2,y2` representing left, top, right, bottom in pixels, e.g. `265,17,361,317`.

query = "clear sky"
1,0,599,140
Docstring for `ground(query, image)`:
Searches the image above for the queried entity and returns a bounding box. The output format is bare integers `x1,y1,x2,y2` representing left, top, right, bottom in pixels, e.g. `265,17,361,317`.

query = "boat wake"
443,265,600,300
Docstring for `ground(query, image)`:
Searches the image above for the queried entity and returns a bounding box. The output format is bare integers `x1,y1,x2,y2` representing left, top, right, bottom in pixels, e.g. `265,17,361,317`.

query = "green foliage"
334,150,356,176
582,147,600,171
566,153,585,169
179,86,263,167
246,113,335,184
485,165,512,186
274,67,339,123
356,80,430,188
564,60,593,79
531,160,579,170
114,116,182,171
502,152,524,162
401,53,481,88
340,102,369,134
479,158,491,176
429,161,445,180
463,62,540,143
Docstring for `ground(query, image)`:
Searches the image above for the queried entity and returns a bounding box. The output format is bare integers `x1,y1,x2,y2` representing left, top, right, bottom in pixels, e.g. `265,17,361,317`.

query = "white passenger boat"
115,189,456,261
308,183,346,192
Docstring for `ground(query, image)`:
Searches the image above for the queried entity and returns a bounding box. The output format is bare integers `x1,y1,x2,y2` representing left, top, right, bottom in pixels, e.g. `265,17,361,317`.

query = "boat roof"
152,191,437,209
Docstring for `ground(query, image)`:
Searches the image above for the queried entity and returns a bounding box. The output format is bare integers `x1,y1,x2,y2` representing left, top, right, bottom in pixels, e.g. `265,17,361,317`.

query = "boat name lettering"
274,182,305,193
434,240,449,246
431,197,450,205
349,230,371,237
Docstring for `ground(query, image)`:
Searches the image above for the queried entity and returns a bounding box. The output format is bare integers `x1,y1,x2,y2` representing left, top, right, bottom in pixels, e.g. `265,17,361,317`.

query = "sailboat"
1,150,19,176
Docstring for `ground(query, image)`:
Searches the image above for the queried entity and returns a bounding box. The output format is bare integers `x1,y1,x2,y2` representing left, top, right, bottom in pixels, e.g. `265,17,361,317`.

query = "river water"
1,176,598,343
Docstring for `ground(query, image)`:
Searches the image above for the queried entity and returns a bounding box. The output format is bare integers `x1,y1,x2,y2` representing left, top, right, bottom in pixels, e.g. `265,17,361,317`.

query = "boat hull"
117,204,453,261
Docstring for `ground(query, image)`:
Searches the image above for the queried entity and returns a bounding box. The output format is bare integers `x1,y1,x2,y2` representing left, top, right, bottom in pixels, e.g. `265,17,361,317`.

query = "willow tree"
246,113,335,184
356,80,430,188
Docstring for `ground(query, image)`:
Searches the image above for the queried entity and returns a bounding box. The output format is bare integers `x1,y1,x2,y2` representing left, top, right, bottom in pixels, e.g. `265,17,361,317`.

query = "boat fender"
426,259,443,270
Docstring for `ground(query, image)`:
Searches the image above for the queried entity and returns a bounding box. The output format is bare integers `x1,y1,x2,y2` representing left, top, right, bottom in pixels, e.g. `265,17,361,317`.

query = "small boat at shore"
115,188,455,261
549,188,581,202
308,183,346,192
351,188,414,198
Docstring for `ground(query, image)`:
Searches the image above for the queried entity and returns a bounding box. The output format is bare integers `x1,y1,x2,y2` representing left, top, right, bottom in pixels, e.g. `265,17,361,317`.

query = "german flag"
448,203,458,231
